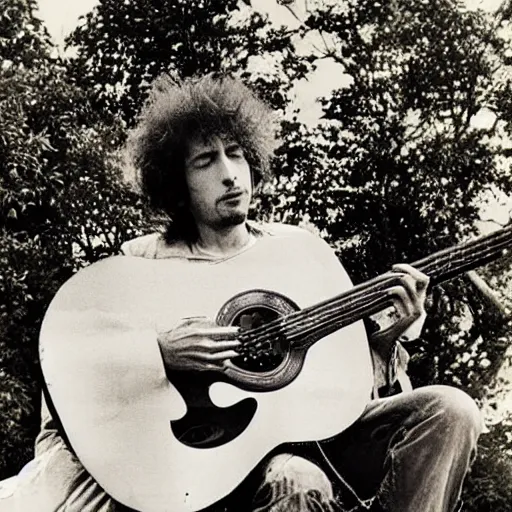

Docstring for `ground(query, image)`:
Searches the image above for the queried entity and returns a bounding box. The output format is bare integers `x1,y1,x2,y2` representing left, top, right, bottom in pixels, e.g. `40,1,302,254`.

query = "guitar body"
40,230,373,512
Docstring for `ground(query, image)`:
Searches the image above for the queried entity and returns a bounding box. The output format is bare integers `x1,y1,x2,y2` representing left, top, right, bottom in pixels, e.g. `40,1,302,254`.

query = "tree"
0,0,63,476
0,0,308,479
0,0,152,478
4,0,512,507
258,1,512,509
260,0,512,395
66,0,308,123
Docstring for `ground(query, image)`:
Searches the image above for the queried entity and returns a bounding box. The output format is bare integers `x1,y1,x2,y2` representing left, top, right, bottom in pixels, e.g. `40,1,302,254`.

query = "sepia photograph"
1,0,512,510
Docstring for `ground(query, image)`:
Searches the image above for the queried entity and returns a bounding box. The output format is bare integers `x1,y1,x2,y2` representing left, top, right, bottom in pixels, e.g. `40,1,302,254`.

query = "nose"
219,153,238,187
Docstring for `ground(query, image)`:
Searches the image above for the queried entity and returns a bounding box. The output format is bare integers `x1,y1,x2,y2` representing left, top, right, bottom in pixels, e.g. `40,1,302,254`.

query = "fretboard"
240,224,512,351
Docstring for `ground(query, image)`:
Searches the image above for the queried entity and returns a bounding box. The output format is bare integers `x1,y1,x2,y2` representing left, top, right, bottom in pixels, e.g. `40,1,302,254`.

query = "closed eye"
226,145,245,159
191,152,215,169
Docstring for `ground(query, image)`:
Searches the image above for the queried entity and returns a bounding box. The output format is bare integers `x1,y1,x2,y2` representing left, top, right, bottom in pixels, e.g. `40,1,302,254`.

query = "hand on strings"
370,263,430,345
157,317,240,373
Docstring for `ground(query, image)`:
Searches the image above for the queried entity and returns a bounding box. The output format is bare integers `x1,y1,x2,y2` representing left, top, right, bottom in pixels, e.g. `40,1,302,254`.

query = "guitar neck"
414,225,512,285
240,225,512,349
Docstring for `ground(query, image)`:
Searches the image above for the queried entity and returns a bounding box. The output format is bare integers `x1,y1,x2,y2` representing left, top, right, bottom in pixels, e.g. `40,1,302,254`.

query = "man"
0,74,482,512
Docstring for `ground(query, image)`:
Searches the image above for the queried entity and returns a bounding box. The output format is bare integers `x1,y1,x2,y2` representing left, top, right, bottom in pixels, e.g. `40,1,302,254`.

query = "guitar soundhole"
231,306,288,373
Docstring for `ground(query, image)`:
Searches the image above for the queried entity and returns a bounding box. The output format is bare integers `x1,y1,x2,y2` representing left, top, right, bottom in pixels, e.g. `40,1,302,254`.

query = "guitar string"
245,230,509,354
244,285,425,358
236,274,403,350
256,237,512,355
238,235,512,357
414,226,512,277
238,291,396,356
240,228,512,349
235,231,512,358
239,234,512,350
411,229,510,280
236,293,395,359
236,283,396,355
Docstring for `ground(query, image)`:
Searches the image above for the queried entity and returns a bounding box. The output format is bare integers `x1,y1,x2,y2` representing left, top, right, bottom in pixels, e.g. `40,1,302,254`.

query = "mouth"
219,190,245,202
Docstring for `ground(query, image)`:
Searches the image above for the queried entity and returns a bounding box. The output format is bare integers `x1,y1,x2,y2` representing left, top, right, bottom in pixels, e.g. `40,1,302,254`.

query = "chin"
219,212,247,228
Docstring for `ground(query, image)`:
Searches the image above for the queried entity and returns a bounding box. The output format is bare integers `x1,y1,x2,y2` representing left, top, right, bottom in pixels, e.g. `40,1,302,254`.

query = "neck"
195,222,251,256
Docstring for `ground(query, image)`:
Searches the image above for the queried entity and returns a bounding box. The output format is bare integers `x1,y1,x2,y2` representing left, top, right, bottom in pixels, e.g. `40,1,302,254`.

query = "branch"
479,217,510,228
73,233,94,261
282,2,337,59
318,29,335,56
406,116,432,141
283,4,303,25
467,270,509,320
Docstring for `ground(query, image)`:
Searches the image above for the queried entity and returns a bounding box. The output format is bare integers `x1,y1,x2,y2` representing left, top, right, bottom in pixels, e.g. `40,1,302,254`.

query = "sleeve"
399,311,426,342
120,233,162,258
0,395,117,512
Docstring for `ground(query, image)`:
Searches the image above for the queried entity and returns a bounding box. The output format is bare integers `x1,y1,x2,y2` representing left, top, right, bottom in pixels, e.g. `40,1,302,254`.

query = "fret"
239,225,512,355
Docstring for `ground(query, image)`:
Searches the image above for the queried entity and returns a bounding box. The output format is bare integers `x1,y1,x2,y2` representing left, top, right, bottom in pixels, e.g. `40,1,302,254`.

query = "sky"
36,0,293,45
37,0,97,45
37,0,504,47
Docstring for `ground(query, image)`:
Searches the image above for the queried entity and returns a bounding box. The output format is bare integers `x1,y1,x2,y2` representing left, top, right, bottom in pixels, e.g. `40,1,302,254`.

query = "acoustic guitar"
40,224,512,512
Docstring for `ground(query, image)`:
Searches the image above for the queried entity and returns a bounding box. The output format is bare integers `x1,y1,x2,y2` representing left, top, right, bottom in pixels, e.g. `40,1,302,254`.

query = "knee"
422,385,483,439
262,454,333,497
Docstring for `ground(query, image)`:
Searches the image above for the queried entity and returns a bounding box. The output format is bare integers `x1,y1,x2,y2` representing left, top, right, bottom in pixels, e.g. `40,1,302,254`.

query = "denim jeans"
0,385,482,512
215,385,482,512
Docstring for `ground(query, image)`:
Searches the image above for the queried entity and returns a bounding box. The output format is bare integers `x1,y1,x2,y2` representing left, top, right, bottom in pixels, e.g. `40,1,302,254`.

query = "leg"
251,454,337,512
320,385,483,512
203,452,337,512
0,447,119,512
239,453,334,512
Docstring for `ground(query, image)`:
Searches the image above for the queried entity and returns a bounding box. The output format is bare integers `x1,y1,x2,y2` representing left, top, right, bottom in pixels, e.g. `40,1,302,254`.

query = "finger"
384,285,414,316
395,273,420,301
371,316,415,343
176,358,218,372
276,478,286,499
198,350,240,361
389,271,427,317
392,264,430,290
383,274,424,309
196,326,240,340
198,362,219,372
174,316,211,329
170,326,239,343
199,339,241,352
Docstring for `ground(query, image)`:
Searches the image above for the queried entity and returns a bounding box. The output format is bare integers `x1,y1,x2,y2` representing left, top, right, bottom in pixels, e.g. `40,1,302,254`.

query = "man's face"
184,135,252,232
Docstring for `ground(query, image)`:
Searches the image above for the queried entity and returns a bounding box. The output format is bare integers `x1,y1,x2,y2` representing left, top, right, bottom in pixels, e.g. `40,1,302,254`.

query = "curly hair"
127,73,278,242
